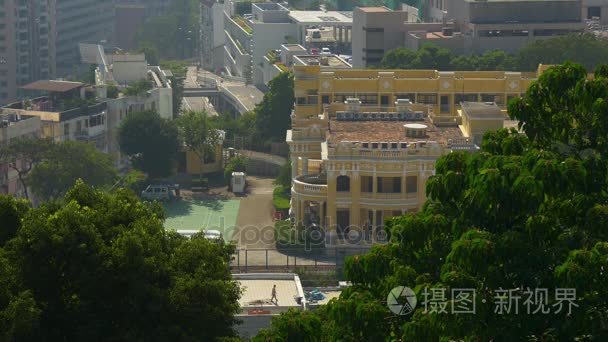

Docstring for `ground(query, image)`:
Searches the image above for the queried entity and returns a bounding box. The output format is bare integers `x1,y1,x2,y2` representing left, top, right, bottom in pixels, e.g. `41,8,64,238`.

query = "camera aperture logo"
387,286,417,315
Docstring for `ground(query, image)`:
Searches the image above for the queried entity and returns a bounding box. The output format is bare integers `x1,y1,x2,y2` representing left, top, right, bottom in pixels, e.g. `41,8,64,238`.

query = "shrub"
273,186,290,211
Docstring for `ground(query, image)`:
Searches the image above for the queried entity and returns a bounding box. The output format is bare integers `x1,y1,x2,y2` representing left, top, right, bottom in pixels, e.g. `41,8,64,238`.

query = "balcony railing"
325,103,431,116
293,175,328,196
360,192,419,200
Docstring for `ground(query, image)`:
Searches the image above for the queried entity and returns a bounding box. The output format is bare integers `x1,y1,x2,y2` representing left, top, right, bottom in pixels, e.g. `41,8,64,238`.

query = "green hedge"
273,186,290,211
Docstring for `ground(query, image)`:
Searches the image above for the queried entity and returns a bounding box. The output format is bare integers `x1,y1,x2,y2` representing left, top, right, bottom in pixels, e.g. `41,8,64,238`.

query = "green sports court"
162,199,241,239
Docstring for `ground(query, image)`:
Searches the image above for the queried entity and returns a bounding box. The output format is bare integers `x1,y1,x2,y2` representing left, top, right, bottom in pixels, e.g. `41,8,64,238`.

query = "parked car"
321,47,331,55
141,184,176,201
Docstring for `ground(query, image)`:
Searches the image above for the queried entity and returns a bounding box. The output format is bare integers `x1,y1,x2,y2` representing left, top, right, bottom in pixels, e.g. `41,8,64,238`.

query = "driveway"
233,177,275,249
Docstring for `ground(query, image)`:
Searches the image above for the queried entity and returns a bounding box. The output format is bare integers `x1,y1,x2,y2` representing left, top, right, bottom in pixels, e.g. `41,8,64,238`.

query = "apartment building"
114,0,177,50
117,0,174,17
0,112,41,197
353,1,585,67
222,0,352,84
287,64,540,245
0,81,108,151
0,0,55,106
411,0,585,54
90,47,173,161
55,0,114,76
583,0,608,24
200,0,225,71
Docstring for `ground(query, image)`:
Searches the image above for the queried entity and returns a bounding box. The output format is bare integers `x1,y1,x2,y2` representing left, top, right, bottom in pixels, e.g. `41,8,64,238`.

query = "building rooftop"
461,101,505,119
359,7,391,13
0,113,38,126
328,118,464,145
288,11,353,25
21,80,85,93
294,55,351,68
234,273,304,313
282,44,307,52
253,2,287,11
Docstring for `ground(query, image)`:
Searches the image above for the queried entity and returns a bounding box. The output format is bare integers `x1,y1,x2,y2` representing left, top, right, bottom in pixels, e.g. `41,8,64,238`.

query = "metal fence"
230,247,372,272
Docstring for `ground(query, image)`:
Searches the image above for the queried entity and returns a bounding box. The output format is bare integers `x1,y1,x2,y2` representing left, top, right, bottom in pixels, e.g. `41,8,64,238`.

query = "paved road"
182,67,219,115
197,68,264,113
240,150,287,166
184,66,264,114
230,177,338,267
233,177,275,249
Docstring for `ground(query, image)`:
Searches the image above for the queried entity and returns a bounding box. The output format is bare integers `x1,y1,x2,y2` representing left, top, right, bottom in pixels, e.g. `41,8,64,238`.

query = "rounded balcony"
292,174,327,198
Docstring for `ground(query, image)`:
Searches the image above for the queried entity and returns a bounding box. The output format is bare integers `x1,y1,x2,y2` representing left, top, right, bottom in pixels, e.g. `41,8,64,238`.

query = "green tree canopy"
0,181,241,340
254,72,294,142
0,137,53,200
117,110,180,178
28,141,117,200
256,63,608,340
177,110,222,178
160,60,187,116
381,34,608,72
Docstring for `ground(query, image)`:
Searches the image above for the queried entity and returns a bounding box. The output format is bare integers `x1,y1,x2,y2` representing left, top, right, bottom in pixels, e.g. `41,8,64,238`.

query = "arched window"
337,175,350,192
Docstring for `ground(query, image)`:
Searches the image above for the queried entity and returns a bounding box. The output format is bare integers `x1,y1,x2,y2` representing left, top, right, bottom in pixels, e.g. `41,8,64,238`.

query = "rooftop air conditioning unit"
345,97,361,112
395,98,412,114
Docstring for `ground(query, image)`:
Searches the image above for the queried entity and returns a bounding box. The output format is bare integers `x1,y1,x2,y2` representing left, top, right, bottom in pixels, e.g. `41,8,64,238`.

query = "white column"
302,157,309,176
291,157,298,179
372,209,377,238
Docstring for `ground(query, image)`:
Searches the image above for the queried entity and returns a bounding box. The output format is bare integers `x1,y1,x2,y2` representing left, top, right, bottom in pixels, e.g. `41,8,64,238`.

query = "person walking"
271,284,278,304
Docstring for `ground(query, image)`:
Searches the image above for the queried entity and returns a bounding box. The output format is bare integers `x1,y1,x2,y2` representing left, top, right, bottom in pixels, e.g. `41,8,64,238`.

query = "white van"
176,229,223,241
141,185,174,201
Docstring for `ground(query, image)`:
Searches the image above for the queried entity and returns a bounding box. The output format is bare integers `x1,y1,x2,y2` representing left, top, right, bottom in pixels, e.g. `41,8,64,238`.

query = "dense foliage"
118,110,180,178
0,182,241,340
212,72,293,150
160,60,188,117
177,111,222,179
256,64,608,340
122,79,153,97
274,160,292,189
28,141,117,200
381,34,608,71
0,137,53,200
253,72,294,143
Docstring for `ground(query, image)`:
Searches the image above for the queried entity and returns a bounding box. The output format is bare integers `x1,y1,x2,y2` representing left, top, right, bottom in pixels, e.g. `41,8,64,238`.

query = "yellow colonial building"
287,63,541,245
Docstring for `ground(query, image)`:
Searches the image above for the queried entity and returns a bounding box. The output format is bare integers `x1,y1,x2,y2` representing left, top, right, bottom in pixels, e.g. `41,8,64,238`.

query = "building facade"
436,0,585,53
221,0,352,84
0,0,55,106
353,2,586,67
55,0,114,76
0,81,109,152
288,64,540,245
92,50,173,162
200,0,225,72
582,0,608,24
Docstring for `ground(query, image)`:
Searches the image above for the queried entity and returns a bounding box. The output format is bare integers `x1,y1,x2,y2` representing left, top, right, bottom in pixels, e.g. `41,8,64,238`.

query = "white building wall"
111,55,148,84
